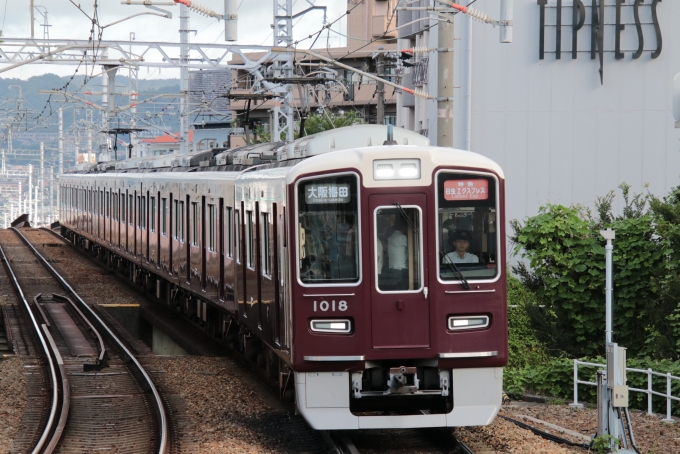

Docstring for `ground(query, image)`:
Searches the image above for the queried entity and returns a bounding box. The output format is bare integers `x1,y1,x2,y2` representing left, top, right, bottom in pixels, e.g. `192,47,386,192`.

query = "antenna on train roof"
383,124,398,146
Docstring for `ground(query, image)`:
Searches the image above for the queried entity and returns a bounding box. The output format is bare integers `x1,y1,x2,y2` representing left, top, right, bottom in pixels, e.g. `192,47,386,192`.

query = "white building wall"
401,0,680,232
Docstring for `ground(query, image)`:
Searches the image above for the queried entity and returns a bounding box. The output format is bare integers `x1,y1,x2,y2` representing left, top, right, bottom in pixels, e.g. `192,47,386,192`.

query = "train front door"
369,194,430,349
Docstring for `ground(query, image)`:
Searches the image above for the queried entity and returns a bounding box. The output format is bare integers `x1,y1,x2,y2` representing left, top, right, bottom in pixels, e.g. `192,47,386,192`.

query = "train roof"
66,125,428,174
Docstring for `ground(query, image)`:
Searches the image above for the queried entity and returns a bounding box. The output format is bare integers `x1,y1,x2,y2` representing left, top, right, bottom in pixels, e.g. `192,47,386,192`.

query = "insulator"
188,2,220,18
465,7,493,24
411,46,433,55
412,89,430,100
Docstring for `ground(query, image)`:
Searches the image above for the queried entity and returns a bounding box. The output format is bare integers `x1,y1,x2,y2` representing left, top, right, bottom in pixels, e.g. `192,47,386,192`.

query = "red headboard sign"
443,179,489,201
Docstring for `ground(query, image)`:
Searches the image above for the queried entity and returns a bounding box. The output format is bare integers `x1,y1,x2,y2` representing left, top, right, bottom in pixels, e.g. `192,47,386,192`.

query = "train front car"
289,130,506,430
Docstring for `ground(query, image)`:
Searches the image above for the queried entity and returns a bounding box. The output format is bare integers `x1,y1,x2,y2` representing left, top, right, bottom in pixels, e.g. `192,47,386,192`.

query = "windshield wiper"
393,202,418,234
442,251,471,290
393,202,470,289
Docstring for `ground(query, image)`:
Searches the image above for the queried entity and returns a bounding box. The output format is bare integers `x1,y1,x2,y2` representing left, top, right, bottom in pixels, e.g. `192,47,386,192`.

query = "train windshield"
437,172,499,281
297,174,360,285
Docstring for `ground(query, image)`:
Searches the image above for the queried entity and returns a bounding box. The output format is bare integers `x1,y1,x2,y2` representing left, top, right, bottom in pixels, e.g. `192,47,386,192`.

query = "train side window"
179,201,185,242
129,195,133,225
192,202,199,246
121,194,127,223
162,198,168,236
246,210,254,269
106,191,111,218
150,197,156,232
226,207,233,258
262,212,271,278
208,204,216,252
112,194,117,221
235,210,241,264
437,172,499,281
143,196,147,230
174,200,179,239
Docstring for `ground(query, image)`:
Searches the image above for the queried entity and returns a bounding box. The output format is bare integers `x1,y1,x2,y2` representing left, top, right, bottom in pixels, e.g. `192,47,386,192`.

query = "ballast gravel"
503,401,680,453
0,357,27,453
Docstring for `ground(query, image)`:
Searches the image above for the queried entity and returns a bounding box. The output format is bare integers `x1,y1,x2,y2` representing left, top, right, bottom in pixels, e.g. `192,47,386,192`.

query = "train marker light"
373,159,421,180
447,316,489,331
310,319,351,334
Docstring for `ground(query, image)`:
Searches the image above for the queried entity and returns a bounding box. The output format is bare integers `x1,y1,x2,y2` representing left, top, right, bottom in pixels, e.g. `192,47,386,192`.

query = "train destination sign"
444,180,489,201
305,184,351,204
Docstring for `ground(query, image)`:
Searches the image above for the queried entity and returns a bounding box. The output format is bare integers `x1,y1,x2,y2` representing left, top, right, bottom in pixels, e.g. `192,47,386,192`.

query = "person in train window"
441,218,455,253
443,230,479,264
385,218,409,290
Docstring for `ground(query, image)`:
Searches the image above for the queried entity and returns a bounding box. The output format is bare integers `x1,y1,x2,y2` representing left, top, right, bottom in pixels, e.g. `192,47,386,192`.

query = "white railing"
571,359,680,422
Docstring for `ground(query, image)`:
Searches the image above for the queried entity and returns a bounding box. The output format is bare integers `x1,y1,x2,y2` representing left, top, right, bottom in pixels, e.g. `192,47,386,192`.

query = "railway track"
328,427,479,454
0,227,168,453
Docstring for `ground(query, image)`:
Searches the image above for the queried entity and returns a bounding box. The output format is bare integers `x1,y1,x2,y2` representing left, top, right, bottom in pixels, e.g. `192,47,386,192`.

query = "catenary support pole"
437,16,454,147
377,47,385,125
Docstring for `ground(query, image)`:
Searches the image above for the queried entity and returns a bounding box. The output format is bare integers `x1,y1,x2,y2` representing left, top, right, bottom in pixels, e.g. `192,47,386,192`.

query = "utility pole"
28,164,32,222
40,142,44,224
272,0,294,141
58,108,63,175
376,47,385,126
179,3,191,155
30,0,35,38
437,17,454,147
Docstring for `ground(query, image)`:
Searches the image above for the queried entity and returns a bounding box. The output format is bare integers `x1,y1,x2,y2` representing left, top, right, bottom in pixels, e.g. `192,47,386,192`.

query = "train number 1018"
313,300,348,312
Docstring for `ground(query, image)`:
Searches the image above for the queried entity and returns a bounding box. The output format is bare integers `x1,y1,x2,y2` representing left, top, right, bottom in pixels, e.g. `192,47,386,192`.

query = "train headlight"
447,316,489,331
373,159,421,180
310,319,352,334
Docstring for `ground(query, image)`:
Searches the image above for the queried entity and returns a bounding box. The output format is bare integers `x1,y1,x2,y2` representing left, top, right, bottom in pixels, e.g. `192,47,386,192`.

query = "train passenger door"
369,194,430,349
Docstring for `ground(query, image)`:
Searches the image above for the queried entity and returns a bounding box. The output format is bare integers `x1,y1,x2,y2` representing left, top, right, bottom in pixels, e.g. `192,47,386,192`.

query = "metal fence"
571,359,680,422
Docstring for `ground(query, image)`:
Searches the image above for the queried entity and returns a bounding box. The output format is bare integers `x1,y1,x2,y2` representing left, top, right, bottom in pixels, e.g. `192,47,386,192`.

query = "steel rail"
52,293,107,368
0,243,62,454
12,227,168,454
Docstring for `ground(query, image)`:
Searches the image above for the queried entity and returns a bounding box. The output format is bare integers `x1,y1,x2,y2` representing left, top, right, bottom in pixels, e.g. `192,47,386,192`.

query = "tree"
252,111,362,144
511,184,672,359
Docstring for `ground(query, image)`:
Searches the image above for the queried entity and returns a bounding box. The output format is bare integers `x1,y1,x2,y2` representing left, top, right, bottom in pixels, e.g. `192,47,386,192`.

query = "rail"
12,227,169,453
572,358,680,422
0,244,66,453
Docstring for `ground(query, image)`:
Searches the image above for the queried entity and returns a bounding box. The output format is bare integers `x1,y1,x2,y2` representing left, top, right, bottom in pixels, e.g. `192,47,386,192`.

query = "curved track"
0,227,168,454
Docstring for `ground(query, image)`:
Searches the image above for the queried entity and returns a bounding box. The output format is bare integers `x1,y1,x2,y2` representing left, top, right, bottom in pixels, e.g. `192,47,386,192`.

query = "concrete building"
230,0,401,129
397,0,680,230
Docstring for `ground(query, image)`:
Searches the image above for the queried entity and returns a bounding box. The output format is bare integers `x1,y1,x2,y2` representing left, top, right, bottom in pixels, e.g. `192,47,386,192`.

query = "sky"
0,0,347,80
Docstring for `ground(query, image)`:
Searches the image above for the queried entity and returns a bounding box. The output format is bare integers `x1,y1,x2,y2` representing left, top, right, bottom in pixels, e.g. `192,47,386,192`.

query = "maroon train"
59,125,507,429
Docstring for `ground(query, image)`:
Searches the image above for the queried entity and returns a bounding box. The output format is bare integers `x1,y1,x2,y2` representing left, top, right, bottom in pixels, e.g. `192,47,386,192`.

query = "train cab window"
191,202,199,246
226,207,233,258
296,174,360,285
375,207,423,292
246,211,254,269
150,197,156,232
208,204,216,252
262,213,271,277
437,172,499,281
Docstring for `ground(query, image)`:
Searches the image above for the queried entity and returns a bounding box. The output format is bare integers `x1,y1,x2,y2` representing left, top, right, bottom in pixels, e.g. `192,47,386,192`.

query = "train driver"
443,230,479,264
